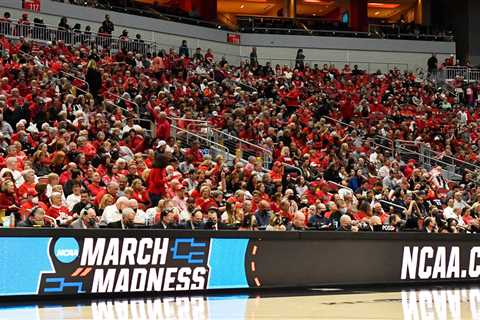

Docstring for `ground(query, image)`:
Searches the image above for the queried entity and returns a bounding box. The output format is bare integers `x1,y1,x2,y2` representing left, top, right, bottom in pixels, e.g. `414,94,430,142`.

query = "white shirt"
133,209,147,225
444,207,464,226
172,196,188,220
454,199,468,211
443,206,455,220
46,184,67,205
122,124,134,135
101,204,121,224
12,170,24,188
378,165,390,178
144,208,159,225
66,194,81,211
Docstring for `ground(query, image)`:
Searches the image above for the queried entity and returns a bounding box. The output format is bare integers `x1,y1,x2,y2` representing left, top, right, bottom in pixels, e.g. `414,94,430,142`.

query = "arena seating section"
0,11,479,233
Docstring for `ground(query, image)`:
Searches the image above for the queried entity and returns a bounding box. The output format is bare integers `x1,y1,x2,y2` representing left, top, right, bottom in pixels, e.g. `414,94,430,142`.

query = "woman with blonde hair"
45,173,59,198
86,59,101,99
98,194,115,217
123,187,134,199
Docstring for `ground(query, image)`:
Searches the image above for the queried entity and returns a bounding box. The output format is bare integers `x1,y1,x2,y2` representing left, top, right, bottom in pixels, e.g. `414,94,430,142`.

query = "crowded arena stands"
0,10,479,234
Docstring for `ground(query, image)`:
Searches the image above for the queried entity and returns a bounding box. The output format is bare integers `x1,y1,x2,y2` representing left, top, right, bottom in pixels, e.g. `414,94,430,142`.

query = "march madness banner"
0,232,251,296
1,230,480,297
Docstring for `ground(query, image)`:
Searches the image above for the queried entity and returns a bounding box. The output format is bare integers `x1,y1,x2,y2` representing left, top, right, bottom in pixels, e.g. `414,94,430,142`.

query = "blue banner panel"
0,237,53,295
207,238,249,289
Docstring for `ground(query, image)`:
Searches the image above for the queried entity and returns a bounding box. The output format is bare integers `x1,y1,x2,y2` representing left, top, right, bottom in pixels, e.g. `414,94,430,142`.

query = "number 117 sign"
23,0,41,12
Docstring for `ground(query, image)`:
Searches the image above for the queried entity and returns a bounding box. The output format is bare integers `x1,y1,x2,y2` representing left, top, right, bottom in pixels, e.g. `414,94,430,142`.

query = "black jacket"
203,221,229,230
151,222,177,230
106,221,135,229
183,220,205,230
85,68,102,95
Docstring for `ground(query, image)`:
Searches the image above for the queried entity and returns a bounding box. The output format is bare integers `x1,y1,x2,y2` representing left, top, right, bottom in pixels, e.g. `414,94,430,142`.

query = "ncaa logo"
54,238,79,263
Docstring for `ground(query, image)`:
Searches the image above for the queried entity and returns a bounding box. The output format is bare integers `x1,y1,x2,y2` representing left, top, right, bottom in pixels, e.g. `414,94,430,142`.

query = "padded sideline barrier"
0,229,480,299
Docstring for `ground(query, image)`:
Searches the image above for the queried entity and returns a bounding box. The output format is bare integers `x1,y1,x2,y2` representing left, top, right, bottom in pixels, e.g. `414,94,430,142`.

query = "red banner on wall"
23,0,41,12
227,33,240,45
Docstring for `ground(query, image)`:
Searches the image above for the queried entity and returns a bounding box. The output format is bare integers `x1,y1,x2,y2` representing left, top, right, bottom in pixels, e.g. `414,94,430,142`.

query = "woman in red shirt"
0,179,19,217
46,192,72,225
132,178,151,210
195,185,216,214
87,172,104,197
18,169,37,200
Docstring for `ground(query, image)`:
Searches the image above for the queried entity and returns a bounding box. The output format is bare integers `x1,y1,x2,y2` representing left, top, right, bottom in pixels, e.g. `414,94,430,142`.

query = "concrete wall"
1,0,456,72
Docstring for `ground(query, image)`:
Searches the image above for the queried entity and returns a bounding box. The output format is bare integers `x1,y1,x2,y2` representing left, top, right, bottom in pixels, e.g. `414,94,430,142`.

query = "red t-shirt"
46,206,71,219
17,182,37,199
196,197,217,213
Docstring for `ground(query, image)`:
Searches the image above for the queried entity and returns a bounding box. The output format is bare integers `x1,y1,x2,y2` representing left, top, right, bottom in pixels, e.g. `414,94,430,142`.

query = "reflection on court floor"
1,287,480,320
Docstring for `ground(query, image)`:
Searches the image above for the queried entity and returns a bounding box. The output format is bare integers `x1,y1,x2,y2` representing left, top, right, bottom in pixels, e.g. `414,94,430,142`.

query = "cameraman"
204,207,228,230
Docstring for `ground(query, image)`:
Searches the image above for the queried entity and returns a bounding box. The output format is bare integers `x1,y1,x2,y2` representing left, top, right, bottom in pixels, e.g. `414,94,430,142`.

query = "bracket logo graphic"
170,238,207,264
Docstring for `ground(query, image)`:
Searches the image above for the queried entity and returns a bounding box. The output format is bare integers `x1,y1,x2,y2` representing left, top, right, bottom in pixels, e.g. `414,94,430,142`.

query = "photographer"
70,206,98,229
184,208,205,230
204,207,228,230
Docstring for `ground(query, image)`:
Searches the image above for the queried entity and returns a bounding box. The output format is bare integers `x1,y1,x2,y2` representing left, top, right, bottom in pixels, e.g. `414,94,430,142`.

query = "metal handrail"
419,144,480,172
171,124,231,159
378,199,407,211
249,26,366,36
209,127,273,170
322,116,357,131
394,139,419,145
441,66,480,83
368,24,454,41
396,145,454,169
18,50,91,93
167,116,209,124
327,180,353,193
145,37,410,72
105,3,223,29
107,90,140,115
209,127,272,155
395,137,480,174
283,163,303,176
0,20,158,55
18,50,38,62
61,71,90,92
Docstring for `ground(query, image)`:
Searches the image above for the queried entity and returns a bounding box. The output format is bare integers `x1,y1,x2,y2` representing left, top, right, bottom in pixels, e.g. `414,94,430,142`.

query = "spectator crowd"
1,11,480,233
